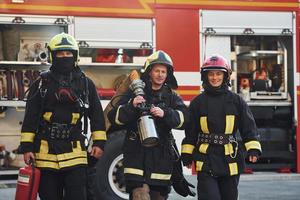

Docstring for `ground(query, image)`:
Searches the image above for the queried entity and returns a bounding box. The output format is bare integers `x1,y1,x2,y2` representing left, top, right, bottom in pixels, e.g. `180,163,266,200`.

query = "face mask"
51,57,75,75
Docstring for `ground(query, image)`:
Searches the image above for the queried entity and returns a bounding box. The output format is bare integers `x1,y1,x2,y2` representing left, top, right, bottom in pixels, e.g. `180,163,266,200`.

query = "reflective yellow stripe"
115,105,125,125
35,150,87,162
229,162,238,176
36,160,59,169
199,143,209,154
59,157,87,168
43,112,52,122
39,140,49,154
71,113,80,124
175,110,184,128
225,115,235,134
92,131,107,141
196,161,204,171
150,173,172,180
36,157,88,169
124,168,144,176
181,144,195,154
20,132,35,142
245,141,262,152
200,116,209,133
224,143,234,155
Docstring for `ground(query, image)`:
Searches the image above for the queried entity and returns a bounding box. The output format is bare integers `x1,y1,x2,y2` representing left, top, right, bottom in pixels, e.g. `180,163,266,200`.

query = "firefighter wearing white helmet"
181,55,262,200
108,50,190,200
19,33,106,200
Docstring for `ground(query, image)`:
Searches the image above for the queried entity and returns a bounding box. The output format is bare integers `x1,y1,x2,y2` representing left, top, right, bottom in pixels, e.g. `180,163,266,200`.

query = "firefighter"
19,33,106,200
108,50,188,200
181,55,262,200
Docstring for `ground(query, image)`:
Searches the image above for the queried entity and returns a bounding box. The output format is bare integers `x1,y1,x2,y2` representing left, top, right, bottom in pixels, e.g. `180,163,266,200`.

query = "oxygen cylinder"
137,114,159,147
15,162,40,200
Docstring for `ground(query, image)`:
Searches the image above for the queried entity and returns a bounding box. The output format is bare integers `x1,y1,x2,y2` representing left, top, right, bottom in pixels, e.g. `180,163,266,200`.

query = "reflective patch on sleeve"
20,132,35,142
245,141,262,152
175,110,184,128
92,131,107,141
181,144,195,154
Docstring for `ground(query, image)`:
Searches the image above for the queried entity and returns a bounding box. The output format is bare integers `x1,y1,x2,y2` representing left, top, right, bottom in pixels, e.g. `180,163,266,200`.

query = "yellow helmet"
141,50,178,89
47,32,79,63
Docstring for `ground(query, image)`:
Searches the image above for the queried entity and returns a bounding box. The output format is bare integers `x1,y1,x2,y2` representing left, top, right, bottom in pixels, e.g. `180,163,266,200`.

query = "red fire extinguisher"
15,159,40,200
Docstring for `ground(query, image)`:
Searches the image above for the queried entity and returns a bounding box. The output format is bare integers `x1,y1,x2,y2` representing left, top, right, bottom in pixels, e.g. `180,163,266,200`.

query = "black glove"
181,153,193,166
171,158,196,197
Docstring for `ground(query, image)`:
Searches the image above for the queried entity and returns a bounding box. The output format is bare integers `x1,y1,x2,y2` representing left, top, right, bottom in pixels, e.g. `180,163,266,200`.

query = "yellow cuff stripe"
175,110,184,129
124,168,144,176
245,141,262,152
115,105,125,125
20,132,35,142
92,131,107,141
181,144,195,154
150,173,172,180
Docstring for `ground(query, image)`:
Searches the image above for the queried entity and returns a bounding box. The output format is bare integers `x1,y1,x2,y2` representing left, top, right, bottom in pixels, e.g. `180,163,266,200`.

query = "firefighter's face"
56,51,73,58
207,70,224,87
149,64,167,89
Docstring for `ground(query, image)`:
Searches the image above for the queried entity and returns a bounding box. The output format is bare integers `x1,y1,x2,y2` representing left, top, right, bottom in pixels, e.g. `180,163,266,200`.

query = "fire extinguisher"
15,159,40,200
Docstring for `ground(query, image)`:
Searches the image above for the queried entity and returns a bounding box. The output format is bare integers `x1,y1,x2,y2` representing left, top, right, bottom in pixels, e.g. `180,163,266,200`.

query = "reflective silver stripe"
175,110,184,128
115,105,125,125
124,168,144,176
150,173,171,180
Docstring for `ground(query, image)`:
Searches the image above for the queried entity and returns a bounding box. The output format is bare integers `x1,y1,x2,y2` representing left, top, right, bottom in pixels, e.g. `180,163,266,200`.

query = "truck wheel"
95,130,129,200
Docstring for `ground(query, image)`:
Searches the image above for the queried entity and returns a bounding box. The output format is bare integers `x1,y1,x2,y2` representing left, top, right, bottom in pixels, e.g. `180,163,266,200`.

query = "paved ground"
1,172,300,200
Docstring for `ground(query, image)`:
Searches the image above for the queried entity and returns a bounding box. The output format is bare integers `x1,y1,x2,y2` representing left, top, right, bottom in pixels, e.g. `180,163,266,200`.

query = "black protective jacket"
182,89,261,176
20,69,106,171
108,85,188,187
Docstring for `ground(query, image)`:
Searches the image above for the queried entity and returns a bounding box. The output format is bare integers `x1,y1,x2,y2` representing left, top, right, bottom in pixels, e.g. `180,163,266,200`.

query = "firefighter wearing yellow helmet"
19,33,106,200
108,50,191,199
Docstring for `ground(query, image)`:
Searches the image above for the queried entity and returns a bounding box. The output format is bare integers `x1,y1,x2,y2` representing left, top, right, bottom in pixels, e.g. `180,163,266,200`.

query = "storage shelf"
0,61,142,69
237,50,284,59
0,100,26,107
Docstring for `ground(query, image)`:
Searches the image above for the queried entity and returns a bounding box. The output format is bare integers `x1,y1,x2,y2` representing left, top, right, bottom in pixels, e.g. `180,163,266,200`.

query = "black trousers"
38,166,87,200
197,172,240,200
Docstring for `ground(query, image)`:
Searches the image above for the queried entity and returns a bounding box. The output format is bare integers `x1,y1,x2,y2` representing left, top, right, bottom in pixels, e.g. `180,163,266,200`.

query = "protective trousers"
197,172,240,200
38,166,87,200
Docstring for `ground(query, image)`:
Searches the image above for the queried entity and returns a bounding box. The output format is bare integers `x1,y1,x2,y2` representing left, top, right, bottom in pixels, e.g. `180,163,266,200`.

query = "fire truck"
0,0,299,199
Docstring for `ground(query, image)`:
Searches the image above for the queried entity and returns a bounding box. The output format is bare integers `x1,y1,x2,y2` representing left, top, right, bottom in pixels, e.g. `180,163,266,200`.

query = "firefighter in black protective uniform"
181,55,262,200
19,33,107,200
108,50,188,200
